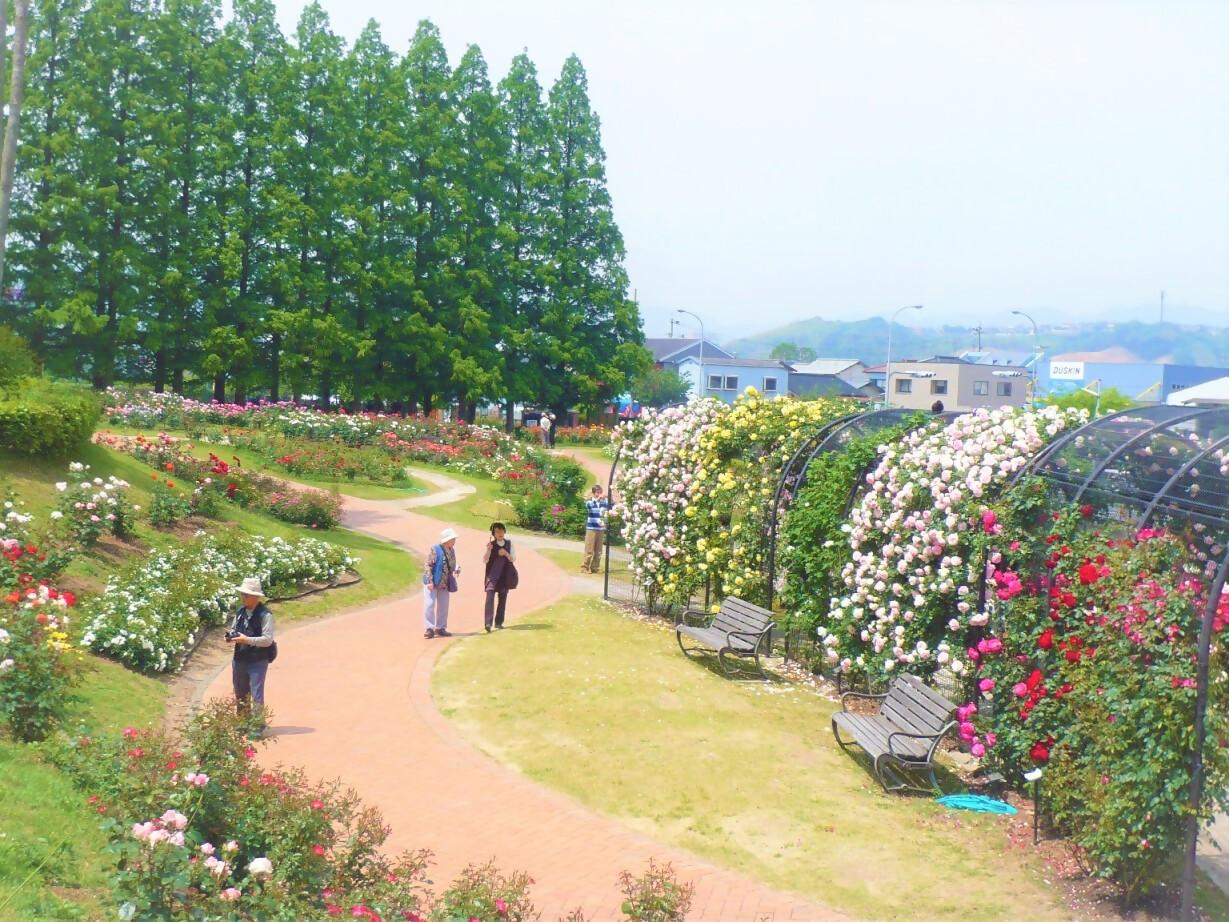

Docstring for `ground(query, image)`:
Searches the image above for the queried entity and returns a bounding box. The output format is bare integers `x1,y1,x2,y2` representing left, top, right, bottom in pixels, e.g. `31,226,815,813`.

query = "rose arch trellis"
1007,403,1229,921
764,408,966,610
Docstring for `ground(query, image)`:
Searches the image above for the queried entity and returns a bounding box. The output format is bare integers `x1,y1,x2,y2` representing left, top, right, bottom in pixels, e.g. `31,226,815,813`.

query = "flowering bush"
147,476,193,528
55,702,434,920
55,462,136,546
0,583,79,741
822,406,1084,678
554,424,614,446
613,393,855,609
499,453,588,536
0,495,75,590
612,399,724,607
779,417,920,645
262,489,342,530
80,531,358,672
98,432,341,529
617,860,694,921
682,393,852,607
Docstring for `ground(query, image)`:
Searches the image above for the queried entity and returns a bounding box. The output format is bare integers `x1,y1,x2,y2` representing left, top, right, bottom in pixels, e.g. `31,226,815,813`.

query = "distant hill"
725,318,1229,367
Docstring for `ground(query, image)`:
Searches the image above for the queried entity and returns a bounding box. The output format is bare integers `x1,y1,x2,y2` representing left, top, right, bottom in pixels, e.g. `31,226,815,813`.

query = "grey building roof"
645,338,735,363
789,373,862,397
679,356,791,369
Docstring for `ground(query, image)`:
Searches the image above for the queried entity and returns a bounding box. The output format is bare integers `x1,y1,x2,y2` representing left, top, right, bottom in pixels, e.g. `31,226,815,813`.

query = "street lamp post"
1012,310,1040,404
675,309,705,400
884,305,923,408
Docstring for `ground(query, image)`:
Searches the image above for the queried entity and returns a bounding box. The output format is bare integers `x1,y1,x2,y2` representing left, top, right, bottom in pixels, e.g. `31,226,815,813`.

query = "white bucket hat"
235,577,266,598
439,528,458,543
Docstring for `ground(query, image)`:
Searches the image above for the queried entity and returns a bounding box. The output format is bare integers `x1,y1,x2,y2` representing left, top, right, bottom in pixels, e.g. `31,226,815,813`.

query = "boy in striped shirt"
582,485,611,573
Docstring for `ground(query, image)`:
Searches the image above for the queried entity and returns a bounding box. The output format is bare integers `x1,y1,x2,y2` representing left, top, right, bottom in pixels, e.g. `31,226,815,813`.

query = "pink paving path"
203,490,843,921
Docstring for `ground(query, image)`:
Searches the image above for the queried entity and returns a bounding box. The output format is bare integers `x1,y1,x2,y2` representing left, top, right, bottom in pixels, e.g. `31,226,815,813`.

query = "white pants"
423,588,451,630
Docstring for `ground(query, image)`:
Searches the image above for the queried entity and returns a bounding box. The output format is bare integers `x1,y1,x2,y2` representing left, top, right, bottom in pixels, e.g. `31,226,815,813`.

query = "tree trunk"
171,367,185,395
0,0,30,290
269,332,281,401
153,350,167,392
213,373,226,403
504,399,515,433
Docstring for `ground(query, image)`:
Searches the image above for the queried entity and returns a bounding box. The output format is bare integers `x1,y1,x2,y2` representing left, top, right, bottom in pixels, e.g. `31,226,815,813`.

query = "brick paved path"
202,487,843,921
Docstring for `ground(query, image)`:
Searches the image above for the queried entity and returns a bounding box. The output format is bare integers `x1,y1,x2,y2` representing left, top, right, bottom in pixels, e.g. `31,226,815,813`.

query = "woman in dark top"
483,522,519,632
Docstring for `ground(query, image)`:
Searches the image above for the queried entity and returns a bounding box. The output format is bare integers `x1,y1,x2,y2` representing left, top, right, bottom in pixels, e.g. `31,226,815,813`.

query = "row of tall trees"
1,0,647,417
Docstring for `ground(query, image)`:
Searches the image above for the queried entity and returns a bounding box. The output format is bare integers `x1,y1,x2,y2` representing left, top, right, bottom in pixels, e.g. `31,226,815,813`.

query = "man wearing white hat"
423,528,460,639
228,577,277,727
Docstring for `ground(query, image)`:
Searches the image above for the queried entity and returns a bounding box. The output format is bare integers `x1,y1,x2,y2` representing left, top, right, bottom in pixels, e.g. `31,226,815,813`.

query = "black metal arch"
1140,431,1229,527
1068,408,1212,503
1022,404,1229,922
763,408,939,607
1008,403,1154,488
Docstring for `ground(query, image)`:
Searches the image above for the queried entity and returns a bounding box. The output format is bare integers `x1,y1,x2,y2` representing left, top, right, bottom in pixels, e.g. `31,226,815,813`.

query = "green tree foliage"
0,324,36,390
631,366,690,408
4,5,647,413
768,342,816,363
1043,386,1134,416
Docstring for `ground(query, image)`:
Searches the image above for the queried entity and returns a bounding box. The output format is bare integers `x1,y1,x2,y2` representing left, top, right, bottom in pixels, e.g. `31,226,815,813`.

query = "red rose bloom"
1029,741,1051,763
1038,629,1055,650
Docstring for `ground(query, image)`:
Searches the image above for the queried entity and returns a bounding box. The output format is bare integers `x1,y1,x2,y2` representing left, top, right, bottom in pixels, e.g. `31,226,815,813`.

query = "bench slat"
885,682,954,727
832,713,929,760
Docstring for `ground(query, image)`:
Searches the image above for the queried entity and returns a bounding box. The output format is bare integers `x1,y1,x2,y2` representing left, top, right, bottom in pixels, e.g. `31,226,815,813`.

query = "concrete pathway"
201,475,842,921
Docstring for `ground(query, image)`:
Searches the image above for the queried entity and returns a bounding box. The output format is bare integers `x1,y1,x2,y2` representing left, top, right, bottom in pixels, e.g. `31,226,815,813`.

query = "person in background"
582,484,611,574
931,400,945,413
228,577,276,732
538,412,553,447
482,522,519,632
423,528,460,639
547,412,558,447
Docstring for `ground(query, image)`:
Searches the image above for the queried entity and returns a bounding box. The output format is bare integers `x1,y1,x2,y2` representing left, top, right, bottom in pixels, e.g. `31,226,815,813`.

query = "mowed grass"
433,597,1071,922
0,659,166,920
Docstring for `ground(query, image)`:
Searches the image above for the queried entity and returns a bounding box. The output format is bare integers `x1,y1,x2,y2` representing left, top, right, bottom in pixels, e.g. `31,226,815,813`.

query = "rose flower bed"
80,531,357,672
96,432,341,530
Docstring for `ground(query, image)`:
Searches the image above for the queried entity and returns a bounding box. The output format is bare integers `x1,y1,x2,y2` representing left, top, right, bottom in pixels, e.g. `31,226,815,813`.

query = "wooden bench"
831,673,956,794
676,597,776,679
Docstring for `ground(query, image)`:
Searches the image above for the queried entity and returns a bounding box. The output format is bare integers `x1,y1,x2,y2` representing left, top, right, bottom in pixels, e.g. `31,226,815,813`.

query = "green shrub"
618,860,694,921
0,379,102,456
0,325,36,392
148,478,192,528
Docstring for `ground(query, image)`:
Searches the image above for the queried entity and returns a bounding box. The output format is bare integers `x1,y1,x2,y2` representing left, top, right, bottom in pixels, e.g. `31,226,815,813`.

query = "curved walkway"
202,476,841,921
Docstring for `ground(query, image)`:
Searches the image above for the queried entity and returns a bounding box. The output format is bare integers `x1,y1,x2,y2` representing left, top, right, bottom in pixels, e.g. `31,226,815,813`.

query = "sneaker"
484,625,492,633
436,629,451,637
424,629,435,639
495,624,505,630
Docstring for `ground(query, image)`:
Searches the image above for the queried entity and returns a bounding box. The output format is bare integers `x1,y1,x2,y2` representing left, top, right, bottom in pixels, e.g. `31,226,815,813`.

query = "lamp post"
1012,310,1039,404
884,305,923,408
675,309,705,400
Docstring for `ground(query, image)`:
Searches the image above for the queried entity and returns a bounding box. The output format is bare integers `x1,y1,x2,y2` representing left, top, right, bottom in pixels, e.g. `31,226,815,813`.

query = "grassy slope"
0,660,165,920
435,598,1091,922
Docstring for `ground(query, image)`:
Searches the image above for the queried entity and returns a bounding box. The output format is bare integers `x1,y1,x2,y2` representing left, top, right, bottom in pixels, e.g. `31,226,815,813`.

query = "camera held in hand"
225,629,240,641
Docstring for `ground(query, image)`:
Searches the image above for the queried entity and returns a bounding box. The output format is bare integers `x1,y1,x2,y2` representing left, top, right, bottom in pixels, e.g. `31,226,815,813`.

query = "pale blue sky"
269,0,1229,339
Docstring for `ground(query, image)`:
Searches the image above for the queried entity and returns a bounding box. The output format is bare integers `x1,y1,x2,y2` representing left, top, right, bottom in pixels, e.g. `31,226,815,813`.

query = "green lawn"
0,659,165,921
404,466,517,528
434,597,1081,921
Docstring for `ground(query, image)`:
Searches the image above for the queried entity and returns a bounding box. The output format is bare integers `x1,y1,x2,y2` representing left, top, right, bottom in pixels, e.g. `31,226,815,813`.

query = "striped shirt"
585,497,610,531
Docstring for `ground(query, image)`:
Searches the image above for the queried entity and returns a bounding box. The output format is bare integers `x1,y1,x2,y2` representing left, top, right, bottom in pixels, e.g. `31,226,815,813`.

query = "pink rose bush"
822,406,1084,676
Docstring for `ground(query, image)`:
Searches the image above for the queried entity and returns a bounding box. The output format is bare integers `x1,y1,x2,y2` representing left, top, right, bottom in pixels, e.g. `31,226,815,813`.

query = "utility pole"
1160,290,1165,325
971,325,984,351
668,318,679,338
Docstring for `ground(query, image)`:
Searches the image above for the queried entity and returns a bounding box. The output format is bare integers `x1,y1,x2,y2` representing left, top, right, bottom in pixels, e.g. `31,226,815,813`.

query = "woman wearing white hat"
227,577,277,731
423,528,460,638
